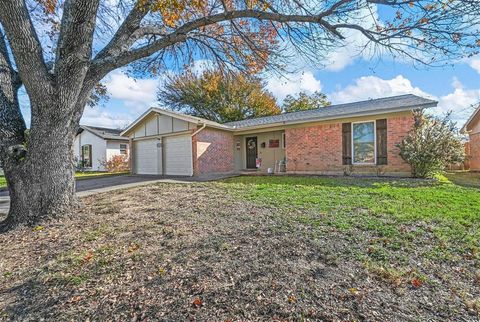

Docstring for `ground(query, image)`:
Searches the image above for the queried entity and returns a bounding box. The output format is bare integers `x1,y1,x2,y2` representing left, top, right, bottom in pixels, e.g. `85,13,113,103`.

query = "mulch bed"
0,182,478,321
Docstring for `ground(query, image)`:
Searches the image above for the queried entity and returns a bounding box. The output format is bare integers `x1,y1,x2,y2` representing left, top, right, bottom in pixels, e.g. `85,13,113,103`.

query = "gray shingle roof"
224,94,437,129
79,125,129,140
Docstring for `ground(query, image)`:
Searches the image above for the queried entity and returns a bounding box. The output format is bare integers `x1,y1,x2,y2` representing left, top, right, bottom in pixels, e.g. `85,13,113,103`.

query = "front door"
245,137,258,169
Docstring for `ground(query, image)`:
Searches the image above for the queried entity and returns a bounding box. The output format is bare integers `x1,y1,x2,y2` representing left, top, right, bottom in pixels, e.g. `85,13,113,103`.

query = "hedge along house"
121,94,437,177
461,104,480,171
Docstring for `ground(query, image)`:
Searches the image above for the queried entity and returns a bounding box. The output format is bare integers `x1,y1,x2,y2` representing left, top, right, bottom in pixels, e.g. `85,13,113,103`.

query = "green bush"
398,111,465,178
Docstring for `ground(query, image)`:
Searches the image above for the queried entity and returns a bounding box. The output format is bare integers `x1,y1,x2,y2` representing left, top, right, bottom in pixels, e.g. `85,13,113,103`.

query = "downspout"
191,123,207,137
191,123,207,177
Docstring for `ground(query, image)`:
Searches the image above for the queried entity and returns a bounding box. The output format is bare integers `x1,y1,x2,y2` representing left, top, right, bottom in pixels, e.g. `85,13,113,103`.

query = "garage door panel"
164,135,193,176
134,139,161,175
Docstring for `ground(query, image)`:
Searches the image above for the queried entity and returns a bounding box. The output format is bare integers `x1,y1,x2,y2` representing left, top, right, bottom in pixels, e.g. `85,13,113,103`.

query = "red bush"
104,155,129,172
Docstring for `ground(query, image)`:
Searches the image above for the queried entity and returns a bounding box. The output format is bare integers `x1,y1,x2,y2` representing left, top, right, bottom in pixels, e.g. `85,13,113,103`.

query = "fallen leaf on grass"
193,298,202,308
287,295,297,303
158,267,167,275
67,296,82,304
83,251,94,263
348,287,359,295
32,226,44,232
128,243,140,253
411,278,423,288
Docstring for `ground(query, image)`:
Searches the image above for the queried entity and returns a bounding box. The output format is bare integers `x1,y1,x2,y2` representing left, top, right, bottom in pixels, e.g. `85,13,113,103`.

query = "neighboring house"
121,94,437,177
461,105,480,171
74,125,130,171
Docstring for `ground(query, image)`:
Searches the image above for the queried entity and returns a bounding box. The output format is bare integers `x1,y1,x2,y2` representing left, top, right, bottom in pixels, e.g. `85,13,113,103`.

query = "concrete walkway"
0,173,238,214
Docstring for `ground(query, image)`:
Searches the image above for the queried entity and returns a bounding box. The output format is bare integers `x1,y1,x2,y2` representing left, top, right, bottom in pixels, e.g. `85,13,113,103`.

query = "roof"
224,94,438,129
121,94,437,135
121,107,230,136
78,125,129,141
461,104,480,133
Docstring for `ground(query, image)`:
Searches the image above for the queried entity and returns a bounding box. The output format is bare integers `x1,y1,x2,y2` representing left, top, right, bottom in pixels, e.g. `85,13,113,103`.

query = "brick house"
462,105,480,171
121,94,437,177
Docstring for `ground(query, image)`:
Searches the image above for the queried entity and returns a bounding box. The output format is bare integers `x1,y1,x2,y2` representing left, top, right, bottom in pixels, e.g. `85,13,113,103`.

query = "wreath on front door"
247,139,256,150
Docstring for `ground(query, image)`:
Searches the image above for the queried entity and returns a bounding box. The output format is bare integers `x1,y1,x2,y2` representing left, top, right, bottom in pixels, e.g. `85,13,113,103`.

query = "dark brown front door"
246,137,258,169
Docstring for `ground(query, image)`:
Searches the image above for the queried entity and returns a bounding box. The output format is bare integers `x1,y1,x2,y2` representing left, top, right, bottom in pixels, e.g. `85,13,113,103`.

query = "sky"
71,54,480,130
18,4,480,130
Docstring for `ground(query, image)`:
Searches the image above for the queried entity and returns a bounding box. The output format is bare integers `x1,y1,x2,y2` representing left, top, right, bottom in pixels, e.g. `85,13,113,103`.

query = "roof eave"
121,107,232,136
79,125,110,140
461,105,480,134
231,103,436,132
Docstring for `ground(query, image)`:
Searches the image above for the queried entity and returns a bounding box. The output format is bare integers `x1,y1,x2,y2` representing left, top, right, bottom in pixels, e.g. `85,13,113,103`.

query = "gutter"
191,123,207,137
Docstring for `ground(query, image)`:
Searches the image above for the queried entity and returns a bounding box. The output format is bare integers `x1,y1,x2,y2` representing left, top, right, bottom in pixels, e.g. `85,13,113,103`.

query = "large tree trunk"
0,0,100,231
1,131,77,231
1,104,79,231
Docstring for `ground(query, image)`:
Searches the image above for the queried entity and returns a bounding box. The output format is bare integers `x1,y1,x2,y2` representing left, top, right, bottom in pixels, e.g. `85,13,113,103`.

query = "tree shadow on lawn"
1,182,477,320
2,218,469,321
444,171,480,189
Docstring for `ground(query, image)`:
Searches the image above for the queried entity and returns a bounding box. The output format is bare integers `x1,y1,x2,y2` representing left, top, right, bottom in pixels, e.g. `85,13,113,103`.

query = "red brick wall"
386,115,415,172
285,123,343,172
284,114,414,175
193,127,234,175
469,133,480,171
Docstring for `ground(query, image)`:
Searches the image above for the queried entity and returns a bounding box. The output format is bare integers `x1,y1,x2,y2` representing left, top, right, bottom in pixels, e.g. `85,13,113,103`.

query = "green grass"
74,171,129,179
445,171,480,188
222,175,480,266
0,176,6,189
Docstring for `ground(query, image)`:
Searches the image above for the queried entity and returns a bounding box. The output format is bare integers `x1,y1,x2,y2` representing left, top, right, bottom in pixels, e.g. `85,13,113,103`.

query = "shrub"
398,111,465,178
104,155,129,173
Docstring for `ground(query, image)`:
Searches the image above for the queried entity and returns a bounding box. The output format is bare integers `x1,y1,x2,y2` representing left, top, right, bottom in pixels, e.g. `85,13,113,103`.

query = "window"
120,144,128,155
81,144,92,168
352,121,375,164
282,132,286,149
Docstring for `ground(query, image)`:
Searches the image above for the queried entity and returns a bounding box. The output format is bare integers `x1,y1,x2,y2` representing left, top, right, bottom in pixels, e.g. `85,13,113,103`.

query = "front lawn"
0,175,479,320
445,171,480,188
75,171,129,179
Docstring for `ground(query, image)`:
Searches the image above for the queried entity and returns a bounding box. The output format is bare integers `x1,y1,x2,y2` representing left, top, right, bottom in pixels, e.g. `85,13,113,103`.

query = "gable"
466,110,480,134
126,111,195,138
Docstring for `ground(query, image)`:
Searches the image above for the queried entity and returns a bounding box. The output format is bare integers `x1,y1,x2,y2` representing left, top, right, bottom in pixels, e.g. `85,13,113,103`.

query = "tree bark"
0,101,80,231
0,0,100,231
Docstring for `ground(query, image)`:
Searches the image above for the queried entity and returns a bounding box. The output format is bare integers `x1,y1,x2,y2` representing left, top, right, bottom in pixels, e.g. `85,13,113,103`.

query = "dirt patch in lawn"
0,182,479,321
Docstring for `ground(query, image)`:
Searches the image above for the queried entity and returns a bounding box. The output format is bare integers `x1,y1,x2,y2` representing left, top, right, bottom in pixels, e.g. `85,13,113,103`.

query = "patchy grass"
0,176,479,320
223,175,480,257
0,176,6,189
75,171,129,179
444,171,480,188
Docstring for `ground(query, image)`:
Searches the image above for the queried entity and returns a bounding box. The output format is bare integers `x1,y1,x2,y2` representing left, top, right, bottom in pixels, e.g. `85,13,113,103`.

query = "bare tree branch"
55,0,101,119
92,9,347,75
0,0,53,101
0,30,26,158
94,2,152,61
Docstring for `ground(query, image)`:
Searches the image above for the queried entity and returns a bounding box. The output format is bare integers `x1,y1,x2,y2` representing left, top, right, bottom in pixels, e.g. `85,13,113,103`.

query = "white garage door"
164,135,193,176
134,139,161,175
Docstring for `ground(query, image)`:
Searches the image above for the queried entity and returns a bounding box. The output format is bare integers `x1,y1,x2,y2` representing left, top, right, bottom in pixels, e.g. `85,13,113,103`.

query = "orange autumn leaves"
36,0,57,15
158,69,280,123
138,0,209,27
137,0,278,73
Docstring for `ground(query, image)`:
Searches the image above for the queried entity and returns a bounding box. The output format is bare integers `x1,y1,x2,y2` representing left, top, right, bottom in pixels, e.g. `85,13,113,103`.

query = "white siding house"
74,125,129,171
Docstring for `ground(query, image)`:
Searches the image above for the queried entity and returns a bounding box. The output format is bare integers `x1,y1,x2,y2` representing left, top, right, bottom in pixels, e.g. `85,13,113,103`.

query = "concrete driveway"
0,173,237,214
